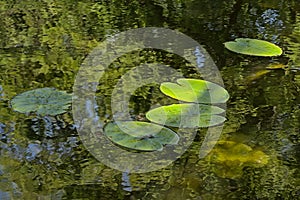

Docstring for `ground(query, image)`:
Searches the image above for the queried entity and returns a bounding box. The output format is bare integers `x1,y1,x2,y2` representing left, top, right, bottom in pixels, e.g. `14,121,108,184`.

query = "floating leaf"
160,79,229,104
11,88,72,116
207,141,269,178
104,121,179,151
146,104,226,128
224,38,282,57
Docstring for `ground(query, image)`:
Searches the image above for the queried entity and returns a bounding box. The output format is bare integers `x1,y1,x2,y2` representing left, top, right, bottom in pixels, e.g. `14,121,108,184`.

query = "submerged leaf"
224,38,282,57
11,88,72,116
146,104,226,128
160,79,229,103
104,121,179,151
265,62,286,70
207,141,269,178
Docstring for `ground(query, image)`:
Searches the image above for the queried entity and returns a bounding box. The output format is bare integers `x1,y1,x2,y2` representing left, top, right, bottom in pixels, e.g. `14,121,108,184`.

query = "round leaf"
224,38,282,57
146,104,226,128
104,121,179,151
11,88,72,116
160,79,229,104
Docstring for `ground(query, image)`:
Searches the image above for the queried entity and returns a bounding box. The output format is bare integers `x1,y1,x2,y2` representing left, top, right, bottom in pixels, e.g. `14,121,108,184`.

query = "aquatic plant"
11,87,72,116
146,104,225,128
224,38,282,57
160,78,229,103
104,121,179,151
106,78,229,151
207,141,269,178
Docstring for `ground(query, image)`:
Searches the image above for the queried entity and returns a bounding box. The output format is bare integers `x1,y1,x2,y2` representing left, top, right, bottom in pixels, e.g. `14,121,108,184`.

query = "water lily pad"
104,121,179,151
160,79,229,104
146,104,226,128
207,141,269,178
224,38,282,57
11,88,72,116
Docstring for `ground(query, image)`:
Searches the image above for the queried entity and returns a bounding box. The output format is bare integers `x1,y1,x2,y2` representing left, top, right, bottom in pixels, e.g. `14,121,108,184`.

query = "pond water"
0,0,299,199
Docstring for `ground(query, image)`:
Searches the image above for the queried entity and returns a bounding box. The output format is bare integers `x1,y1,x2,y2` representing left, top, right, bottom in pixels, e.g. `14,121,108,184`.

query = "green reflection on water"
0,0,299,199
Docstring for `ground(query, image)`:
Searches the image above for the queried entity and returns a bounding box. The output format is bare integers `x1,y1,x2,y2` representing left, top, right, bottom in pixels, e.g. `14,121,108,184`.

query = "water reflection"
0,0,299,199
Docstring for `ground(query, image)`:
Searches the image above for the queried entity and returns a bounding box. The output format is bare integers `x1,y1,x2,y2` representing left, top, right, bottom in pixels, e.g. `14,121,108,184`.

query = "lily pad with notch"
11,87,72,116
146,104,226,128
224,38,282,57
160,79,229,104
104,121,179,151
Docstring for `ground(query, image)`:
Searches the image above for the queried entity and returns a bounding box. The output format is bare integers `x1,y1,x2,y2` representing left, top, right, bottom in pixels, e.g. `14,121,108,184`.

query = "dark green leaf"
11,88,72,116
104,121,179,151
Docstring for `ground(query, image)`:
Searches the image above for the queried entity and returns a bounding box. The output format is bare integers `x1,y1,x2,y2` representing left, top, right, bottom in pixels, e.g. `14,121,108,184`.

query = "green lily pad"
146,104,226,128
160,79,229,104
104,121,179,151
207,141,269,178
11,88,72,116
224,38,282,57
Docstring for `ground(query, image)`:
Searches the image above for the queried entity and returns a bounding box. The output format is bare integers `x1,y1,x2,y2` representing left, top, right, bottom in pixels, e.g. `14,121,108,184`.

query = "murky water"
0,0,299,199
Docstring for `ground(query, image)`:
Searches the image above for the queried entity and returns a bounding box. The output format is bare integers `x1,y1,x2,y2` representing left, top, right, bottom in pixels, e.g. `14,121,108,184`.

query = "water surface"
0,0,299,199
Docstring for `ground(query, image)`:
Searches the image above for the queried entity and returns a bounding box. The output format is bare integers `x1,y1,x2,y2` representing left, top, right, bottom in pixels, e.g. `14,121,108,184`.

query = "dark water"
0,0,299,199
